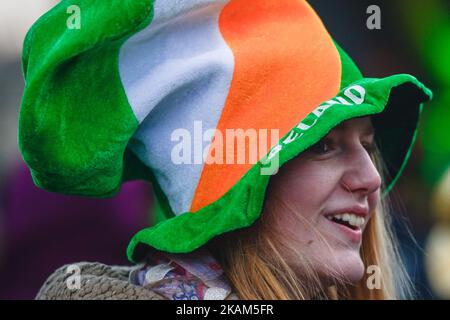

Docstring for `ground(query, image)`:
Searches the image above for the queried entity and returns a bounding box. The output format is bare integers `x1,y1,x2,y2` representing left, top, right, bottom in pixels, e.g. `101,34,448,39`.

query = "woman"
207,116,400,299
20,0,432,299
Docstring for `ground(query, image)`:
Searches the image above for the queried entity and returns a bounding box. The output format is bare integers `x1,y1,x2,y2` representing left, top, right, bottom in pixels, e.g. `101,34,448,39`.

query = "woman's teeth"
327,213,365,228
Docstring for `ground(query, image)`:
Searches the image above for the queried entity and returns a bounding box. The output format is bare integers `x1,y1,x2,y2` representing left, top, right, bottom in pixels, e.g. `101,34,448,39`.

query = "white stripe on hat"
119,0,234,214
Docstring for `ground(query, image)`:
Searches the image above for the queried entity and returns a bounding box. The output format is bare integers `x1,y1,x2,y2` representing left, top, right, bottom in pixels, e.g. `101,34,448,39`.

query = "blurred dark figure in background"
0,163,152,299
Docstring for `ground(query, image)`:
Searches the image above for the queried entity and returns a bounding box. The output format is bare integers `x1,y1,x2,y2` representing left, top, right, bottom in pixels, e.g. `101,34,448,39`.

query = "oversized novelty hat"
19,0,432,262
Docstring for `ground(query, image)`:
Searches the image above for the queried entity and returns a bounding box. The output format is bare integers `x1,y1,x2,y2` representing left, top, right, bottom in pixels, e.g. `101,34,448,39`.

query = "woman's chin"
320,251,366,284
342,259,365,283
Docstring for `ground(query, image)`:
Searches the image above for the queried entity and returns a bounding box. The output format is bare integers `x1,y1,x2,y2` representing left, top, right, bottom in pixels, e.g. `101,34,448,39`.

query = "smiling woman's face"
264,116,381,284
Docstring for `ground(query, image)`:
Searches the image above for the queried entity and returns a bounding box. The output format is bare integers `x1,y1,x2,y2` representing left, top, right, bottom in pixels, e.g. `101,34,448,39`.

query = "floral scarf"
129,248,238,300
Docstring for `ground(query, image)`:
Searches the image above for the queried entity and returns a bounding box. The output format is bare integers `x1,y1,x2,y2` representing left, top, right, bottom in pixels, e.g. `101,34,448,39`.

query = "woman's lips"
326,217,363,244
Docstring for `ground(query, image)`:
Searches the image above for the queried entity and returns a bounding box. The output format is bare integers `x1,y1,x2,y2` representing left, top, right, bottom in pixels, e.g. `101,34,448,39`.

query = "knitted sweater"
36,262,166,300
36,250,238,300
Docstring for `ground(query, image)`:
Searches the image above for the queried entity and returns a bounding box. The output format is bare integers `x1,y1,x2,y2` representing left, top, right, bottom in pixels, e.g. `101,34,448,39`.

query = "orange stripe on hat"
190,0,342,213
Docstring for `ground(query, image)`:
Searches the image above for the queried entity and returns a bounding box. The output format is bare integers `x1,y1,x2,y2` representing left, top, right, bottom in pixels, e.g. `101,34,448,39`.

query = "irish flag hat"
19,0,432,262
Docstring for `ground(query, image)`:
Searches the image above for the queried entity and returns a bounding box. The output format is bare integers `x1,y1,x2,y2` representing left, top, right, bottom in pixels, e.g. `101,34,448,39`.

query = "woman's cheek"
304,162,341,199
368,189,381,211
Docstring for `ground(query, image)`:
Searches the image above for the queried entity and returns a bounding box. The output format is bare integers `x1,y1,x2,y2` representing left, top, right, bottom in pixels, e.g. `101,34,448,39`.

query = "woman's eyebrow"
362,124,375,137
332,121,374,136
361,126,374,136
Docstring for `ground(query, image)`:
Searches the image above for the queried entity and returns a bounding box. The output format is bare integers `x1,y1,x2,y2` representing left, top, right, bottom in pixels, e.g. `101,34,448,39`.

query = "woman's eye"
362,141,376,154
309,139,332,155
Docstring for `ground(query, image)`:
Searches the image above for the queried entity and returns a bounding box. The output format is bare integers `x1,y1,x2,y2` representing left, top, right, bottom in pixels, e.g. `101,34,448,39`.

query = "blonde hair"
208,145,413,300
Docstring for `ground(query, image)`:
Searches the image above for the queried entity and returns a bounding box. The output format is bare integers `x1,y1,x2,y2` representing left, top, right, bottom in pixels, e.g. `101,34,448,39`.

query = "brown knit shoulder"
36,262,166,300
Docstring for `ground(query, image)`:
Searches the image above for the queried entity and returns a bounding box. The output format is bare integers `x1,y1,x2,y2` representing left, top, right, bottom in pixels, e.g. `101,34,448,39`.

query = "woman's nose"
340,146,382,196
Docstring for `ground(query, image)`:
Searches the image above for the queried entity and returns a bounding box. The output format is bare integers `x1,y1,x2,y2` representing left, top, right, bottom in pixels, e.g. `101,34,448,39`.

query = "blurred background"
0,0,449,299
